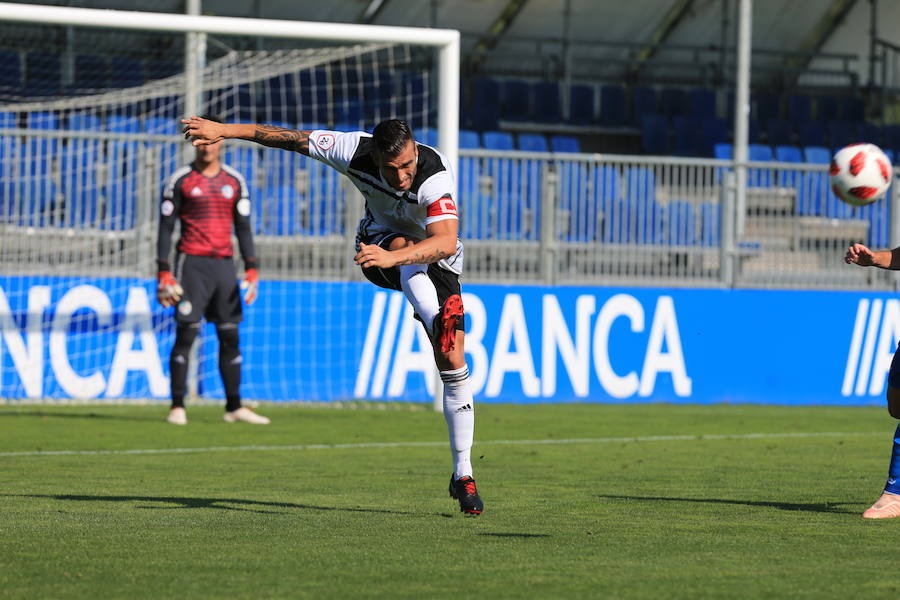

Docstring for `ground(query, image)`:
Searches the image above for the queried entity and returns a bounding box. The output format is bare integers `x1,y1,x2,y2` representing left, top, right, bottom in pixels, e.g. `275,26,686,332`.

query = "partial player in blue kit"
182,115,483,515
845,241,900,518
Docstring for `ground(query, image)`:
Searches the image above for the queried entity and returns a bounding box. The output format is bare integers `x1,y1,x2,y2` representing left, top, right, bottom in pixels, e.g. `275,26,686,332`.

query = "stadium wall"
0,276,891,406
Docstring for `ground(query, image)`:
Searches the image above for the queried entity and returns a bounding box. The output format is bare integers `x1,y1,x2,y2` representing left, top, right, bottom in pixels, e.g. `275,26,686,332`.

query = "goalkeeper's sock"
170,323,199,408
885,423,900,494
400,265,440,336
217,323,242,412
441,366,474,479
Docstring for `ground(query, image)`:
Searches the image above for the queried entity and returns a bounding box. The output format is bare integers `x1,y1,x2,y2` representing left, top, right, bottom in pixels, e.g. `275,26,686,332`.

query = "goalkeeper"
157,115,269,426
182,116,483,515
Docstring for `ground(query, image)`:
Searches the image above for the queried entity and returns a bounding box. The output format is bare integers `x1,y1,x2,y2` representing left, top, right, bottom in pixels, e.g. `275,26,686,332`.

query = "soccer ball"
829,143,893,206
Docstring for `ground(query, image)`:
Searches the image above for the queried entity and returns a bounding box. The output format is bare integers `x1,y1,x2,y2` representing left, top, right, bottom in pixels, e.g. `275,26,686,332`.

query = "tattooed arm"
181,117,311,155
354,220,458,269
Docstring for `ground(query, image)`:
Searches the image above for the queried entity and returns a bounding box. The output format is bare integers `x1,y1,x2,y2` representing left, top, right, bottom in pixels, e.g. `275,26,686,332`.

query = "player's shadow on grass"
596,494,858,515
10,494,428,516
0,410,159,423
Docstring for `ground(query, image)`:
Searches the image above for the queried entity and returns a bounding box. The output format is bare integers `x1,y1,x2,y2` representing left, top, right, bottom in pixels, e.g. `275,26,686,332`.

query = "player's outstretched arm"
844,242,900,269
181,117,311,155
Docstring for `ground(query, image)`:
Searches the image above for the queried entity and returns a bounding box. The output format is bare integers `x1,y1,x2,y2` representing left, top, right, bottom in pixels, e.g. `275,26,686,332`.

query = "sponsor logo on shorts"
178,300,193,316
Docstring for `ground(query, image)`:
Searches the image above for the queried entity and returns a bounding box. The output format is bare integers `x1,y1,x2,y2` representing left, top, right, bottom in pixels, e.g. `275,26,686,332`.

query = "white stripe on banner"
354,291,387,398
0,430,883,458
856,299,884,396
842,299,869,397
370,293,404,398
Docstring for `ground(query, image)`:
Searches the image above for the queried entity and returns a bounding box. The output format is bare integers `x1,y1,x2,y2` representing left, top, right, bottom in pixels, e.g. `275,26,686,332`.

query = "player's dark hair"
372,119,413,157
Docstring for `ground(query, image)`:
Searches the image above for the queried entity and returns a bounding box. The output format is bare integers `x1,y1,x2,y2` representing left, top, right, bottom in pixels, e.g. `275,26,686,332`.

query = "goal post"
0,2,460,170
0,4,459,404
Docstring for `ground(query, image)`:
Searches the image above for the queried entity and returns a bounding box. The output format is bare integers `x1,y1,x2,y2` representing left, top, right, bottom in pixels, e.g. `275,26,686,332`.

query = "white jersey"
307,130,464,274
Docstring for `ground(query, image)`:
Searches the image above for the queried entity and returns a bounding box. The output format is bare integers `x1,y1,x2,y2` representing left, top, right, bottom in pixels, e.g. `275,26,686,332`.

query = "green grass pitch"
1,403,898,599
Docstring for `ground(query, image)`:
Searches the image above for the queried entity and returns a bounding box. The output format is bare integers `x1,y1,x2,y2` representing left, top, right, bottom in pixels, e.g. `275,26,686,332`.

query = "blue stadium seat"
775,145,802,163
786,94,812,123
73,54,109,92
0,49,21,92
827,120,862,148
797,120,825,147
550,135,580,153
754,93,781,121
61,114,103,227
816,95,839,122
672,116,699,156
700,202,719,247
863,200,890,248
665,201,696,246
616,167,663,244
698,117,727,157
688,89,716,118
798,145,831,216
0,111,15,128
457,154,483,238
842,96,865,121
25,53,60,96
418,127,438,147
399,73,428,128
599,85,626,126
631,87,657,125
501,80,530,122
481,155,541,240
110,57,143,89
470,77,500,130
482,131,514,151
532,81,561,123
517,133,548,152
659,88,687,118
640,114,668,155
766,119,793,146
142,116,175,134
713,143,732,160
144,59,180,81
558,164,619,242
568,84,595,125
262,185,298,235
747,144,773,187
296,69,329,124
458,129,481,149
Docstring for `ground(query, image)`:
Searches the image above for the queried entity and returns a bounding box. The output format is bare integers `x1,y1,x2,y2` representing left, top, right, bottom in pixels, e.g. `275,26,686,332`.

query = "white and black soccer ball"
829,143,893,206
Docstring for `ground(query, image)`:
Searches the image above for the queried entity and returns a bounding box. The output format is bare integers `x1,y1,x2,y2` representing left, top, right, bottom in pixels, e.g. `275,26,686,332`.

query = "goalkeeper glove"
157,271,183,307
241,268,259,305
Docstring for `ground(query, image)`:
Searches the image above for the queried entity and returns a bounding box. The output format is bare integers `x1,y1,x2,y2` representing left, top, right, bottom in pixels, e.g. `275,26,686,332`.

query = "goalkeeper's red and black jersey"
157,163,256,270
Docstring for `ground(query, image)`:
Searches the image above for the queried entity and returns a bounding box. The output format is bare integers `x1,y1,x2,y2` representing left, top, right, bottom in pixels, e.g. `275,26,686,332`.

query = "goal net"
0,8,457,404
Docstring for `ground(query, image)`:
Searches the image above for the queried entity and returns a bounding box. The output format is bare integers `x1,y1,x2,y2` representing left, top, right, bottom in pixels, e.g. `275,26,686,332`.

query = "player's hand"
354,243,396,269
181,116,225,146
845,242,876,266
240,268,259,305
157,271,183,307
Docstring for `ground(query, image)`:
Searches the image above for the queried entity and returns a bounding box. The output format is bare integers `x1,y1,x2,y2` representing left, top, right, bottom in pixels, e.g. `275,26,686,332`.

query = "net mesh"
0,39,437,402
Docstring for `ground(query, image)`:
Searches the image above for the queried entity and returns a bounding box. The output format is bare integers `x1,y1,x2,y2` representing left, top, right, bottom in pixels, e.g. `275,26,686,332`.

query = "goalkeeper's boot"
862,491,900,519
166,407,187,426
449,474,483,516
434,294,464,353
223,406,270,425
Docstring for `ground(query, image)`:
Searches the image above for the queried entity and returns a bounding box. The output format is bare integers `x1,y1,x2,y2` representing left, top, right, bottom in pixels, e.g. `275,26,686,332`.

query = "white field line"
0,430,885,458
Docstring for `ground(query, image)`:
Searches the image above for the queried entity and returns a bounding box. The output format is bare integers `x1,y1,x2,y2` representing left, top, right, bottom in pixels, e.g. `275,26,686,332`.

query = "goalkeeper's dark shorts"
173,253,242,324
356,231,464,332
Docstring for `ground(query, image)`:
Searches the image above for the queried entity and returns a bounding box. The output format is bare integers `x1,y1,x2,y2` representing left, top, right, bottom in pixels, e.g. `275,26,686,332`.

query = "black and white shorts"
173,253,242,324
356,230,464,332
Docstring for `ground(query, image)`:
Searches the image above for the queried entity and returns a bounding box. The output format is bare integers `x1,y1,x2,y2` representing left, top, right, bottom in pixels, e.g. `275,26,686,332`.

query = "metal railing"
1,130,897,290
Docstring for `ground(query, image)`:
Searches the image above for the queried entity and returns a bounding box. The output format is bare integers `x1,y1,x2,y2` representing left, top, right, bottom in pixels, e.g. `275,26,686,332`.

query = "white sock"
400,264,440,335
400,265,441,333
441,365,474,479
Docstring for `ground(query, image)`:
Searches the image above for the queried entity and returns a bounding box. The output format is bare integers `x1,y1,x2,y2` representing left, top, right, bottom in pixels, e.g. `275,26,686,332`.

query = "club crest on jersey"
316,134,335,150
221,184,234,199
190,186,203,196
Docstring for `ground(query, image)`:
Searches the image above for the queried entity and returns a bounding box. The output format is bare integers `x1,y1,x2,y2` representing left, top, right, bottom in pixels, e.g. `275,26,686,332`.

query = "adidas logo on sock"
454,403,472,413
